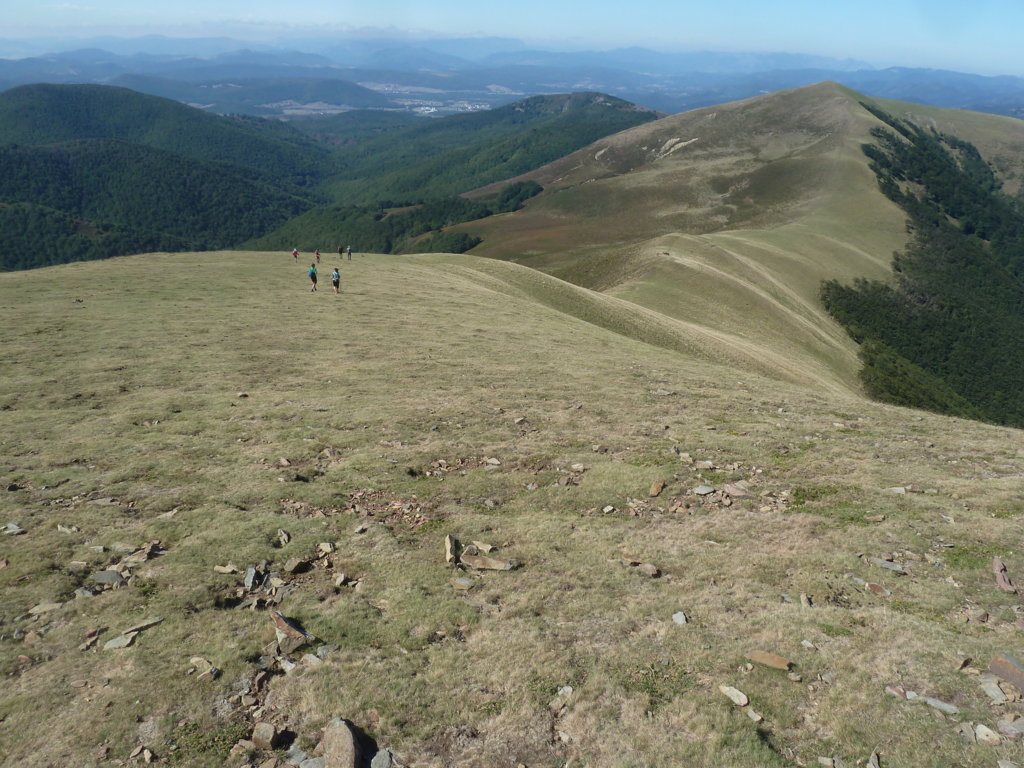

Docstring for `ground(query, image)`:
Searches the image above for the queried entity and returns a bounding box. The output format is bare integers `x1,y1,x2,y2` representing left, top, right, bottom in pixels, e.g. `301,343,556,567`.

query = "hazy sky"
5,0,1022,75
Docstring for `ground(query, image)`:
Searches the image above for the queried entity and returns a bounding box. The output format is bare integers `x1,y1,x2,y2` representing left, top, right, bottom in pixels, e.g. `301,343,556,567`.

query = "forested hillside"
318,92,660,205
0,85,654,270
822,104,1024,427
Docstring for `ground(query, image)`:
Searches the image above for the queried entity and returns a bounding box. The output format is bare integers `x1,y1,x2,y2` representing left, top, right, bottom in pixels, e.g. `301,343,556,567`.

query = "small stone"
103,632,138,650
252,722,277,751
283,558,308,574
29,601,63,615
695,460,715,470
719,685,748,706
693,485,715,496
869,557,906,574
602,505,616,513
3,522,25,535
746,709,763,723
353,523,368,534
724,483,756,500
747,651,790,670
866,583,891,597
317,542,335,556
370,749,394,768
278,529,291,547
886,486,907,495
975,723,1001,745
122,617,163,635
316,644,339,659
864,514,886,522
922,696,959,715
800,593,813,608
672,611,688,625
649,479,665,497
788,672,803,682
982,680,1009,704
450,576,475,591
214,564,239,574
636,562,660,578
277,458,291,467
90,570,127,588
991,654,1024,691
460,554,515,571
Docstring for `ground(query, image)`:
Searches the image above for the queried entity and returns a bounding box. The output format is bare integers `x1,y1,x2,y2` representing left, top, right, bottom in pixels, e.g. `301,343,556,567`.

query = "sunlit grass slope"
468,82,1024,395
2,251,1024,768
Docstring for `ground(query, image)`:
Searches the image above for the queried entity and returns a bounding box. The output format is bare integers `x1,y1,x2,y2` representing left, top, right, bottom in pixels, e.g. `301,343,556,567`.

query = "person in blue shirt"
331,268,340,295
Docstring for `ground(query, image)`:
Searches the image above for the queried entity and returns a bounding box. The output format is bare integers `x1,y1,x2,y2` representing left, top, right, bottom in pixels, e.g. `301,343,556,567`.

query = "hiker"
346,245,352,260
308,263,318,292
331,267,340,294
314,248,320,263
291,247,299,260
337,245,343,257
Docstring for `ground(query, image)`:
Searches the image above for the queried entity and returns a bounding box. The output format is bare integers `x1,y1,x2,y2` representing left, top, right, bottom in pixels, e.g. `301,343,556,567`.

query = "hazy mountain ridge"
3,39,1024,118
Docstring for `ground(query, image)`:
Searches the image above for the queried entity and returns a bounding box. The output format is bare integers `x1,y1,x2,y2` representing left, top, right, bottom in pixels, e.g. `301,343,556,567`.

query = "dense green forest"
317,92,659,205
0,85,650,270
822,104,1024,427
245,181,542,254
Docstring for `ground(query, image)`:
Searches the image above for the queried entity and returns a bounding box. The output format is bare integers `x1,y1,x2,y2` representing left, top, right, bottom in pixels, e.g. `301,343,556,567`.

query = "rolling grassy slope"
465,82,1024,396
2,250,1023,768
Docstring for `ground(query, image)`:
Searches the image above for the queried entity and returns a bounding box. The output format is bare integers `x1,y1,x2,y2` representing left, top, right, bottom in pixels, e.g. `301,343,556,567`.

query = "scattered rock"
868,557,906,575
866,583,891,597
190,656,221,681
981,679,1008,704
747,651,790,670
636,562,660,578
252,722,278,751
214,564,239,574
2,522,25,536
460,554,515,571
450,576,475,591
975,723,1001,746
672,611,688,625
29,601,63,615
277,458,291,467
719,685,748,706
864,514,886,523
649,479,665,497
693,485,715,496
103,632,138,650
746,709,763,723
271,611,315,653
922,696,959,715
370,749,394,768
723,483,756,500
278,529,291,547
991,655,1024,691
444,534,460,565
994,557,1017,594
321,718,360,768
90,570,127,588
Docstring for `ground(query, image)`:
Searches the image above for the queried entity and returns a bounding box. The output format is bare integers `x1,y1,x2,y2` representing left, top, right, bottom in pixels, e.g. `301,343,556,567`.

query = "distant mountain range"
2,37,1024,119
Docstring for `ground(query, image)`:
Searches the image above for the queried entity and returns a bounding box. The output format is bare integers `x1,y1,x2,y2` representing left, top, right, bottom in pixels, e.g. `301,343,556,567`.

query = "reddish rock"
746,651,790,670
649,479,665,497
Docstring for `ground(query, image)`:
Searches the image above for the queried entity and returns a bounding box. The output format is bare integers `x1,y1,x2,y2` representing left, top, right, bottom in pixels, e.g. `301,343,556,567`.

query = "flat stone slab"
747,651,790,670
460,554,514,571
991,654,1024,691
718,685,748,706
103,632,138,650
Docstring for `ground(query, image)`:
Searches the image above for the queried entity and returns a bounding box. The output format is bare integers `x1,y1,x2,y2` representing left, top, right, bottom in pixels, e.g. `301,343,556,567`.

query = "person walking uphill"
331,267,340,295
308,263,318,292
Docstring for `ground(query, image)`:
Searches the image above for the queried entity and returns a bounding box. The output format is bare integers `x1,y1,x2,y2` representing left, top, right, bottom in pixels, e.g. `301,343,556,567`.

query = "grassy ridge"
2,250,1024,767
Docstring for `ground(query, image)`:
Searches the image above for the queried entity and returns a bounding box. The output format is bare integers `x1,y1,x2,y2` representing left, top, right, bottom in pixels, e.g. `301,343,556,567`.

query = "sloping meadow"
1,251,1023,767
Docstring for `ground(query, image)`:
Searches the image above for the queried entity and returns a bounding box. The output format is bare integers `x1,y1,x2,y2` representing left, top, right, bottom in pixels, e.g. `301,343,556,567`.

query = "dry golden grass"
1,250,1023,767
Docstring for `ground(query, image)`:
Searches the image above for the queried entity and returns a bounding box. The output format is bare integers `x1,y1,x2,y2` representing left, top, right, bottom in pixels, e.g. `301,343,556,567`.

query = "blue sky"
5,0,1023,75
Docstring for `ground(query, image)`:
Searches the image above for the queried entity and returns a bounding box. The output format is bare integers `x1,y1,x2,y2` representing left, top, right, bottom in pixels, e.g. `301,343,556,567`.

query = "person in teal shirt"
331,268,340,294
308,263,318,292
